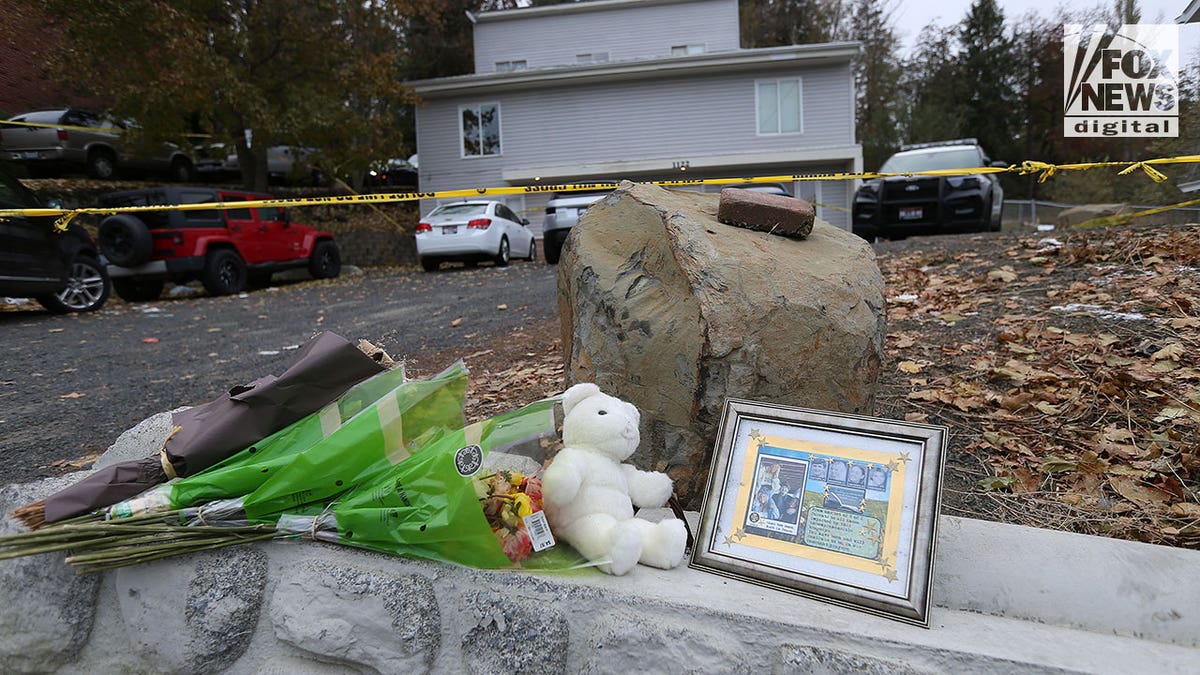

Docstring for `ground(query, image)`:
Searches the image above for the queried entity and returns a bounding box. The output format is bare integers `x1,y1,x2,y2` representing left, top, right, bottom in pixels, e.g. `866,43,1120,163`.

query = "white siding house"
412,0,862,231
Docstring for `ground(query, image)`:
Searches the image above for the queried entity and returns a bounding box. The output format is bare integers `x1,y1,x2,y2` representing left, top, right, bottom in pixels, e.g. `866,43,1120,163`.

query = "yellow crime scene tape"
3,154,1200,233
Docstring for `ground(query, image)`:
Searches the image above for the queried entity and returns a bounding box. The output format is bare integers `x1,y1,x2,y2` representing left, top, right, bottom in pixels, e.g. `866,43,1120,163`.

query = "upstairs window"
756,78,803,135
495,60,527,73
460,103,501,157
671,44,705,56
575,52,609,64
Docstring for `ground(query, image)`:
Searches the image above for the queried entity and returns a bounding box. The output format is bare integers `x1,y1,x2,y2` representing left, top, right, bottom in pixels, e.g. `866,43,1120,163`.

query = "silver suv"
0,108,195,181
542,190,609,264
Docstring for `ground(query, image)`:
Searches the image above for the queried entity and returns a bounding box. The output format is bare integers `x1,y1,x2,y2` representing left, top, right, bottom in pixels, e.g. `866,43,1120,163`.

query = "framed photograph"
690,398,947,627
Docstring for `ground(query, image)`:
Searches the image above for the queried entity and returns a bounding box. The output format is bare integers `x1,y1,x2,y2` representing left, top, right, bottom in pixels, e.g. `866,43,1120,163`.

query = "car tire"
87,148,117,179
543,231,564,265
98,214,154,267
308,240,341,279
202,249,247,296
421,258,440,272
112,278,165,302
36,254,111,313
171,157,196,183
494,236,510,267
527,239,537,261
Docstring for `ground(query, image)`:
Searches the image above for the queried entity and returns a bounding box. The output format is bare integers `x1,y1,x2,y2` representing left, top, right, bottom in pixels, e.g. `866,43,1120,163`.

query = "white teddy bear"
542,383,688,575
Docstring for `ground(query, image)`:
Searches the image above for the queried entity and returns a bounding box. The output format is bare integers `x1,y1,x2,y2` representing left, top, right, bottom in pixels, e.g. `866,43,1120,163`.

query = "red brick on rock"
717,188,815,239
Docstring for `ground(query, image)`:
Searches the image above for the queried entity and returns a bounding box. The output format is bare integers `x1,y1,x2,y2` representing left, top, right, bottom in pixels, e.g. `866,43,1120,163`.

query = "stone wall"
2,414,1199,673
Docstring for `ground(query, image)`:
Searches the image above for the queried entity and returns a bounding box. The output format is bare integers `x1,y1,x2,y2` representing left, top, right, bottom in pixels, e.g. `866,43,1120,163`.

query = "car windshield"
880,148,982,173
429,203,488,217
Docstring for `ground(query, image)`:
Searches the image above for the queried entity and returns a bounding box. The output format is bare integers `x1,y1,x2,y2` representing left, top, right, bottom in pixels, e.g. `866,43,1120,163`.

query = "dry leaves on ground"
875,223,1200,548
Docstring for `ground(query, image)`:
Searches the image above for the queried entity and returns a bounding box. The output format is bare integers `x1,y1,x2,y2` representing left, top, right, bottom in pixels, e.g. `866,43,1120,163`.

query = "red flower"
496,526,533,562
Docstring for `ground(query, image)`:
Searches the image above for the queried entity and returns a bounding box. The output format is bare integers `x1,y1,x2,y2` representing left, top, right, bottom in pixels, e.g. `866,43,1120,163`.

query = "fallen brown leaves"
406,319,566,421
412,224,1199,549
876,223,1200,548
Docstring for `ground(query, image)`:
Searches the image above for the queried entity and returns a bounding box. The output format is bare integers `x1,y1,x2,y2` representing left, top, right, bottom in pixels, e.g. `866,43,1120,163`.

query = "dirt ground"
412,223,1200,549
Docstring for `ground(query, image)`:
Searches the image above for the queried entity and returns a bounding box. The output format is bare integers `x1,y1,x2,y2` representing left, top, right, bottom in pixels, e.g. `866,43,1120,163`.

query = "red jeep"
96,187,340,301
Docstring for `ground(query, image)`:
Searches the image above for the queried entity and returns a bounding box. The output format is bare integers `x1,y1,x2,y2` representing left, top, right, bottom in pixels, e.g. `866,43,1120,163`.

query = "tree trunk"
235,133,270,192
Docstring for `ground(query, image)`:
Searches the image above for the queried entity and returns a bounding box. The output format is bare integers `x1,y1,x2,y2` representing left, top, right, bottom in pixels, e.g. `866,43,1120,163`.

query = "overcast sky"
892,0,1199,61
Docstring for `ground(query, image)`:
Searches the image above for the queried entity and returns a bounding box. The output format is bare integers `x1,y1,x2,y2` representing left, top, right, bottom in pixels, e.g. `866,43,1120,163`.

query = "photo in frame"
690,398,947,627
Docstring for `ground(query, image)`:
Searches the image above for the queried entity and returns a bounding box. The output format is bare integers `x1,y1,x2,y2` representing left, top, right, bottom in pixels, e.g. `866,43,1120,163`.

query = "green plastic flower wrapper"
276,397,594,570
107,361,468,520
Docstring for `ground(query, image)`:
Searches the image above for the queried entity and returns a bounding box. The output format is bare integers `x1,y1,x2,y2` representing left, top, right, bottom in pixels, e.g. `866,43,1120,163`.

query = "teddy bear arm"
542,455,583,507
621,464,674,509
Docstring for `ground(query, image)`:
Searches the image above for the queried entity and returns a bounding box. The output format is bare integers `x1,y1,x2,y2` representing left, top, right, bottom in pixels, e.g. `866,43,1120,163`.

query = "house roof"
410,42,861,97
1178,0,1200,23
476,0,703,24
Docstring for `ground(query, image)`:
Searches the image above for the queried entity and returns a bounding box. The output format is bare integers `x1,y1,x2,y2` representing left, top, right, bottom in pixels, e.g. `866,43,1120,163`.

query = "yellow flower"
512,493,533,518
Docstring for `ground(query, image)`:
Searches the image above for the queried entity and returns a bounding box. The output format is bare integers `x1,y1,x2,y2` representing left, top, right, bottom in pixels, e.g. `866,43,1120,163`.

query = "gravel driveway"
0,261,557,485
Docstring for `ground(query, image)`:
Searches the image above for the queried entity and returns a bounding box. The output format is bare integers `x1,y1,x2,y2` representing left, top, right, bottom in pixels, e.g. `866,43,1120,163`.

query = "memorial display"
691,399,946,627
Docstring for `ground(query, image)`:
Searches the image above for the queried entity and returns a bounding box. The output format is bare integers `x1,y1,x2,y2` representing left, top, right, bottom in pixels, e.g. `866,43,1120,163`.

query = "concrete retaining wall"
2,415,1198,674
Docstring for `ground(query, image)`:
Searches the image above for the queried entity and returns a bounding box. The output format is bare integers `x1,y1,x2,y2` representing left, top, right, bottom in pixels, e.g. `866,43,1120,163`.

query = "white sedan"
416,201,537,272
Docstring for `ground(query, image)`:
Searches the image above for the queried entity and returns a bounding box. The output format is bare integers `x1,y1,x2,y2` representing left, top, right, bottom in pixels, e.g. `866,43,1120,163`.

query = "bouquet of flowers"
0,383,593,573
272,397,588,570
106,360,468,522
477,468,546,563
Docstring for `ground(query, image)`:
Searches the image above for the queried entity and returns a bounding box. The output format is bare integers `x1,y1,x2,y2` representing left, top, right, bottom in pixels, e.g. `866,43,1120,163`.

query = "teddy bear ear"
562,382,601,417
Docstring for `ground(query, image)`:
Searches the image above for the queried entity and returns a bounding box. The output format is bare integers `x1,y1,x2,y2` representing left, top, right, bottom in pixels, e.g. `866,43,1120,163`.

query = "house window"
460,103,501,157
756,78,803,135
671,44,705,56
495,60,527,73
575,52,609,64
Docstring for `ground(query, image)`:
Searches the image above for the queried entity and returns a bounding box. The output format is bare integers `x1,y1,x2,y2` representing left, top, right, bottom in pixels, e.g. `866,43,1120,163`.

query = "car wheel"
98,214,154,267
36,254,110,313
171,157,196,183
87,148,117,179
527,239,537,261
202,249,247,296
494,236,510,267
544,231,564,265
112,278,165,302
308,240,341,279
421,258,440,272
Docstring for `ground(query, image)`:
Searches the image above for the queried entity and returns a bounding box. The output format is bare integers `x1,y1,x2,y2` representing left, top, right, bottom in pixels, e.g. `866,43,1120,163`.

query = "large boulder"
557,182,885,506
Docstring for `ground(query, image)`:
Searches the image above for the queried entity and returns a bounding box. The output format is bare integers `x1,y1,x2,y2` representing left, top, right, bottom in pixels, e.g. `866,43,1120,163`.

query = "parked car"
364,158,418,189
542,190,610,264
0,164,111,312
95,186,340,300
219,146,324,185
852,139,1004,240
416,201,536,272
0,108,195,181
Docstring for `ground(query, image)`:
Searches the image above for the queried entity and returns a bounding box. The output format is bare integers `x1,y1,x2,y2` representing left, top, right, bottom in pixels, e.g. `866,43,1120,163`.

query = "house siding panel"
417,61,855,231
474,0,740,72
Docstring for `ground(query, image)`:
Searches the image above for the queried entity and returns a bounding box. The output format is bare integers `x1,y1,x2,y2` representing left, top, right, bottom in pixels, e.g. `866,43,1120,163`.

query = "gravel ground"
0,260,557,485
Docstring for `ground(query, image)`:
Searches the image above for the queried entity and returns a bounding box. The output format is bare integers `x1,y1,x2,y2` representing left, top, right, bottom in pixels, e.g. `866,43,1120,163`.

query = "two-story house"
410,0,862,232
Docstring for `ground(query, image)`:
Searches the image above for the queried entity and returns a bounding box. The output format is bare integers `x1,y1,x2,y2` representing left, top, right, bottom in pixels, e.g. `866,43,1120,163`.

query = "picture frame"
689,398,947,627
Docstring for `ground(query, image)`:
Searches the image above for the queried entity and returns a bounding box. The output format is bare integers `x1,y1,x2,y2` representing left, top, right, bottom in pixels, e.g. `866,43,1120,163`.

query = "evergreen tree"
956,0,1018,164
1110,0,1141,28
900,24,965,145
849,0,902,169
